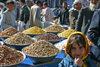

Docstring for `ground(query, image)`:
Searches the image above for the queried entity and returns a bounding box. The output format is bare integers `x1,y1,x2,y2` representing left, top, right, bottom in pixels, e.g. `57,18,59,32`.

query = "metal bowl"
26,34,41,37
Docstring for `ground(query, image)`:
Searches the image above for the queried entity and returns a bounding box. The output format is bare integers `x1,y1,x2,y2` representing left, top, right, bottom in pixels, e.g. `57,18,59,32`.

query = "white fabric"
18,21,29,32
18,21,25,32
73,0,83,6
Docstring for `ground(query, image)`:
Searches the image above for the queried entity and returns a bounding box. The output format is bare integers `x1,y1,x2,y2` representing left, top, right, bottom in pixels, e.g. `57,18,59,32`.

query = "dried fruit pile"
23,40,59,57
34,33,61,41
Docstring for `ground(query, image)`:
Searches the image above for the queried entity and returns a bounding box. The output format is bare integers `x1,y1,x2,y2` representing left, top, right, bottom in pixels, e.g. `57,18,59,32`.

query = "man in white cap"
69,0,83,29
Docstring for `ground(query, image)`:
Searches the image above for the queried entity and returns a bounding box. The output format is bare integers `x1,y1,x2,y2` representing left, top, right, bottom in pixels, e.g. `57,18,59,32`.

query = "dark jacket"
20,4,30,24
59,55,97,67
75,7,95,35
57,8,69,25
87,9,100,61
69,9,79,29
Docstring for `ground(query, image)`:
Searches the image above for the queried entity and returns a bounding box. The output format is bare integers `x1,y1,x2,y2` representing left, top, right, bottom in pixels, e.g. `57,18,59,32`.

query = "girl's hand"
74,58,83,67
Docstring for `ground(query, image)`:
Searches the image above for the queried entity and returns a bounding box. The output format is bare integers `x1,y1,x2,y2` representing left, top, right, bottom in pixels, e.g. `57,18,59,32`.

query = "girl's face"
71,42,85,59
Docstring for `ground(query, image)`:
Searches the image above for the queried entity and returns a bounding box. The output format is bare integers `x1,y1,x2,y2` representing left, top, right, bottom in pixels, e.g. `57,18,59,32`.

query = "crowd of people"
0,0,100,67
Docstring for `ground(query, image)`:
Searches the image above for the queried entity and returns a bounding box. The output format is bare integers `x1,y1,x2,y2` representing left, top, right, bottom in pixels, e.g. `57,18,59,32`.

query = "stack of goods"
22,40,60,57
0,45,25,66
5,32,35,45
45,24,65,33
58,29,76,38
0,27,19,37
34,33,61,41
23,26,45,34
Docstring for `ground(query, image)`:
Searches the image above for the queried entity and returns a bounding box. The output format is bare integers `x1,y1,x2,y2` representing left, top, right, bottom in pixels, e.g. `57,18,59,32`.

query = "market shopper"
41,2,54,22
87,9,100,67
19,0,30,30
75,0,99,35
55,2,69,25
0,0,17,30
69,0,83,29
59,32,97,67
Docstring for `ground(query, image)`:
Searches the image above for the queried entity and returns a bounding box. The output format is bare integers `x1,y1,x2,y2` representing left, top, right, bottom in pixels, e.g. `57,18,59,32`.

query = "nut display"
23,40,60,57
5,32,35,45
0,27,19,37
0,45,24,66
34,33,61,41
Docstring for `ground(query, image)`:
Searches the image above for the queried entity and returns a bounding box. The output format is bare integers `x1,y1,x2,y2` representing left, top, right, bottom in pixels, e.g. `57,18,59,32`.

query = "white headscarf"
69,0,83,11
73,0,83,7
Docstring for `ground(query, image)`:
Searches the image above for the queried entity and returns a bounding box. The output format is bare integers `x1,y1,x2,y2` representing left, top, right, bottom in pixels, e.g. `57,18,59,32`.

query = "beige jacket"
29,4,42,28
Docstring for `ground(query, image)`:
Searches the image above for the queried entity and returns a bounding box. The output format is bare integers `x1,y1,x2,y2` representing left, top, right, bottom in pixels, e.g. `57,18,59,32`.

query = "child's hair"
67,34,86,55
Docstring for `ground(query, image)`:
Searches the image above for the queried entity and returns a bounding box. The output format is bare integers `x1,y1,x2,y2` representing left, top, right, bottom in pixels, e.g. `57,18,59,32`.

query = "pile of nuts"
45,24,64,32
34,33,61,41
0,45,24,66
0,27,19,37
23,40,60,57
5,32,35,45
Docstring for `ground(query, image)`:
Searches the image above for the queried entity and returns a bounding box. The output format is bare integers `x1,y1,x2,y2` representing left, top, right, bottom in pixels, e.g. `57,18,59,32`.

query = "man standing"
19,0,30,30
69,0,83,29
29,1,42,28
56,2,69,25
87,9,100,67
75,0,99,35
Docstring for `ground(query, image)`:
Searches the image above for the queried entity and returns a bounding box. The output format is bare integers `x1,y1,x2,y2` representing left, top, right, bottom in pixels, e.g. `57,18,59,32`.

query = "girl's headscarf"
65,32,90,60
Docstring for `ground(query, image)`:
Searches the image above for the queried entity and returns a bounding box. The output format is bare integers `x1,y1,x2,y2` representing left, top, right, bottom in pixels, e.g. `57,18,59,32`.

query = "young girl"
59,32,97,67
